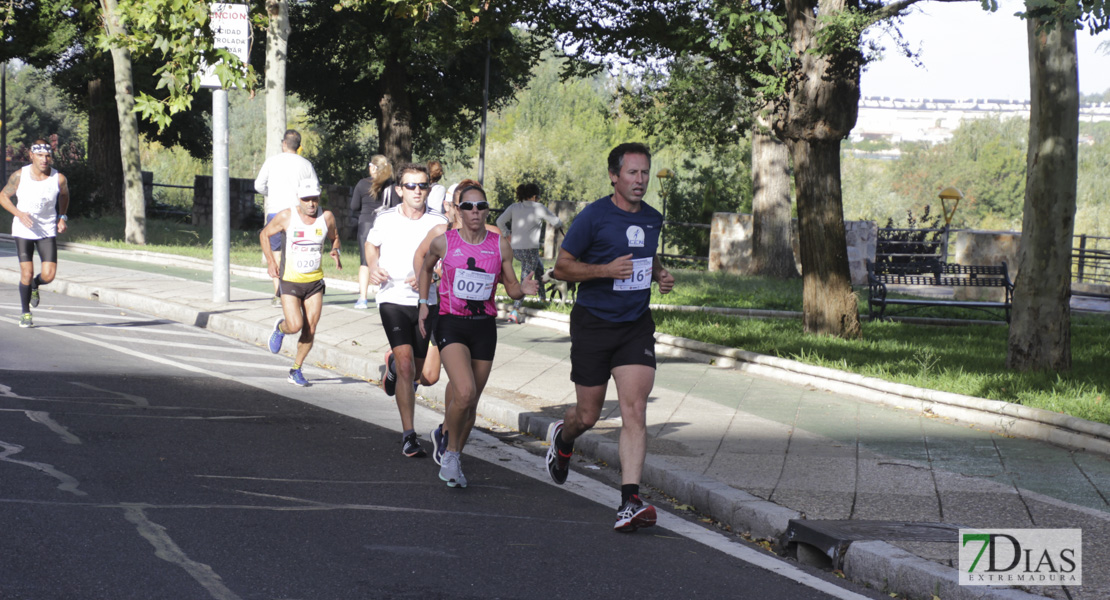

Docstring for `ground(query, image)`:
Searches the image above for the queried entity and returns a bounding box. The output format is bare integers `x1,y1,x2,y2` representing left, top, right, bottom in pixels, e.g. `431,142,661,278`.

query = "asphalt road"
0,285,887,600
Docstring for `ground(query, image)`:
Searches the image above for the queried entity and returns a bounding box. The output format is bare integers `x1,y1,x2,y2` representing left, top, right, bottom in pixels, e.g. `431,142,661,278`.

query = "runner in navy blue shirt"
545,142,675,532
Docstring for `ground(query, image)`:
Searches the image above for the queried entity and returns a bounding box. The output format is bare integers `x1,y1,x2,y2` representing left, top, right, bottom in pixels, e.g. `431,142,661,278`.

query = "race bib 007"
453,269,497,300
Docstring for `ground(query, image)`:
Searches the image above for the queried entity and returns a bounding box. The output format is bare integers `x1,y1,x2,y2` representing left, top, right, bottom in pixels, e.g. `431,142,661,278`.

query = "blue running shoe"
288,368,308,387
431,425,448,466
268,318,285,353
354,298,368,309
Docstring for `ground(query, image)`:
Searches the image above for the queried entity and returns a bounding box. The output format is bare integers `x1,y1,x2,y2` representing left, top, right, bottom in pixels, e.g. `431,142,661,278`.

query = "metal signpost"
200,3,250,303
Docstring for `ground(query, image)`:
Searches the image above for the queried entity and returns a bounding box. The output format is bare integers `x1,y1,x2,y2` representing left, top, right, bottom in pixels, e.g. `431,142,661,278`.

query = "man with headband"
0,140,71,328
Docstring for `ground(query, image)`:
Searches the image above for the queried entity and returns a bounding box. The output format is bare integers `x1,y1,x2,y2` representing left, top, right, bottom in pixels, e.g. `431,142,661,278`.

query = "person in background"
0,140,71,328
426,160,447,215
495,182,564,324
349,155,396,309
254,130,318,307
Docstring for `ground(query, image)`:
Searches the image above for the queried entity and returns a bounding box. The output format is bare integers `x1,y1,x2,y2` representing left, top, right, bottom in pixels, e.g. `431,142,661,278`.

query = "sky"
859,0,1110,101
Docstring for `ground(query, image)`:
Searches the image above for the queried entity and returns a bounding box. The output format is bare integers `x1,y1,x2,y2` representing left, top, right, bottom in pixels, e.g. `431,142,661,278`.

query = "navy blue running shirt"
560,195,662,322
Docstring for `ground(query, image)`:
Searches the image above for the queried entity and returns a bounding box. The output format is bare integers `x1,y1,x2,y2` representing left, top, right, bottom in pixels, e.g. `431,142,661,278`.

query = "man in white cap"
260,179,341,386
0,139,71,328
255,130,319,306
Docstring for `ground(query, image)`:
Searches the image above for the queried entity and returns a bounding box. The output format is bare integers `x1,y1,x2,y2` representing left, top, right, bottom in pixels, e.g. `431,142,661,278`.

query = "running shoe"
270,295,281,308
287,368,308,387
614,495,657,532
354,298,368,309
382,350,397,397
268,318,285,353
402,432,426,458
430,424,449,466
19,313,33,328
507,309,521,324
439,451,467,488
545,420,572,485
30,289,40,308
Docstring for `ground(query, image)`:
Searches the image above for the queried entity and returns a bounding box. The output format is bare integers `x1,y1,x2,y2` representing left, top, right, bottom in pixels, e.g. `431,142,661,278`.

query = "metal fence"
1074,234,1110,286
875,227,1110,288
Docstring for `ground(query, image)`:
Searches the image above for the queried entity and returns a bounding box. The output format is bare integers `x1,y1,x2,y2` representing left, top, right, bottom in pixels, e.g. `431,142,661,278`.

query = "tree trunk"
378,57,413,166
101,0,145,244
1006,17,1078,371
751,109,797,278
264,0,290,158
790,138,860,337
773,0,862,338
87,78,122,210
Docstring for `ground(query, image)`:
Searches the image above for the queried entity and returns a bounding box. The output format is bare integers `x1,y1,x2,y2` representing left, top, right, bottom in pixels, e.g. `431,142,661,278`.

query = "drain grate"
784,520,962,570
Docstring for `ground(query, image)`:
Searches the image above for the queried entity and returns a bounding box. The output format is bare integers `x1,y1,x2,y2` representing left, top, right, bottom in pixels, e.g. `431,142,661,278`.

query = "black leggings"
15,237,58,264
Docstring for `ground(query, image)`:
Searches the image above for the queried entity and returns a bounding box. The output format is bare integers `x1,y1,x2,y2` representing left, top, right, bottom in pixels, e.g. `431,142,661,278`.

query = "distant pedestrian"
365,163,448,458
426,160,447,215
260,179,342,387
546,142,674,532
254,130,318,307
417,182,537,487
349,155,397,309
0,140,71,328
495,182,564,323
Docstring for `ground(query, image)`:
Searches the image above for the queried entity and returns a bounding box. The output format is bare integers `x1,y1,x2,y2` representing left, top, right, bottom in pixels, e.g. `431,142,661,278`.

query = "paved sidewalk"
2,239,1108,600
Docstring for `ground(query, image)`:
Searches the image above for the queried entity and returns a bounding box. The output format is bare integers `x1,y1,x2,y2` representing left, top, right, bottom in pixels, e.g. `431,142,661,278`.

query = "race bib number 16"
613,257,652,291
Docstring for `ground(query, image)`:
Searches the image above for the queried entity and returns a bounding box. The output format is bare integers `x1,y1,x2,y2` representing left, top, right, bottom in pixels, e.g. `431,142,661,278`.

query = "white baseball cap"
298,180,321,199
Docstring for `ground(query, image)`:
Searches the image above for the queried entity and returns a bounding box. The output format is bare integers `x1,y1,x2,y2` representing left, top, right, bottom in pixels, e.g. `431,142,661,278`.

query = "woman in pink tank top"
416,183,537,488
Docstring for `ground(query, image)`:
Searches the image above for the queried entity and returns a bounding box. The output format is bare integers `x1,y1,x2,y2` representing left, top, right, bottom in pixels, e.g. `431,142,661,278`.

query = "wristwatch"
59,215,68,222
418,299,428,304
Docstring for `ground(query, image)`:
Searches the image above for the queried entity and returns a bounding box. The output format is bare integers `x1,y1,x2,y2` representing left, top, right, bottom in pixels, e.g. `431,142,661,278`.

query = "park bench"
865,259,1014,322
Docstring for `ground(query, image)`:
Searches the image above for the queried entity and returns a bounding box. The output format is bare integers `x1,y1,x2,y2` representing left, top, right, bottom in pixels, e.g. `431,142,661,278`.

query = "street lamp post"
656,168,673,256
937,186,964,263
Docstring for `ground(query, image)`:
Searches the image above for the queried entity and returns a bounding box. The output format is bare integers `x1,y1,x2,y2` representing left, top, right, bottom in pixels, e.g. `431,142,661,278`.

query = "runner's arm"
56,173,70,234
417,234,447,338
325,211,342,270
553,248,634,283
652,256,674,294
0,170,31,227
259,209,289,278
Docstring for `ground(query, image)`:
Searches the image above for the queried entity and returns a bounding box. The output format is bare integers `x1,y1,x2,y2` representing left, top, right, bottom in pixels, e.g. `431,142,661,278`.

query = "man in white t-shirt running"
0,140,71,328
365,163,449,458
255,130,319,307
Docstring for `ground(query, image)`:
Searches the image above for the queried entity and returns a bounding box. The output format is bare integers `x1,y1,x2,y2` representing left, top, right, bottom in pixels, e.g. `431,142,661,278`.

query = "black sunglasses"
401,182,430,190
458,201,489,211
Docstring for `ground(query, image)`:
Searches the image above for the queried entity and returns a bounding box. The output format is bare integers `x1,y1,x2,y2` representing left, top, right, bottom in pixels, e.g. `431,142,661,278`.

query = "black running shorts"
569,303,656,387
280,278,325,300
15,237,57,264
380,303,436,360
434,314,497,361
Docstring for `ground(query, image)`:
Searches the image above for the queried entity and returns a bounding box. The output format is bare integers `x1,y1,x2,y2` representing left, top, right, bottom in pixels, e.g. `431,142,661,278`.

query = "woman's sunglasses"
457,201,489,211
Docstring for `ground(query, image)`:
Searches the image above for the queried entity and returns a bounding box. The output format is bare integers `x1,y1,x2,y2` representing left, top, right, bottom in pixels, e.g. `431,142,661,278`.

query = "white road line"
25,411,82,445
83,333,262,354
165,356,292,371
71,382,150,407
122,506,243,600
0,304,146,320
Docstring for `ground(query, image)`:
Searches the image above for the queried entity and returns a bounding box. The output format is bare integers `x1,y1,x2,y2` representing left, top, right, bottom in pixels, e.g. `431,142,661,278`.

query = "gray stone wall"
192,175,262,230
953,230,1020,302
709,213,875,285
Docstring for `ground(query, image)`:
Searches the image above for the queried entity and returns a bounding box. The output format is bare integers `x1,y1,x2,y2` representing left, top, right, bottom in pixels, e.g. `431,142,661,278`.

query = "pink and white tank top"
439,229,503,317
